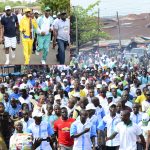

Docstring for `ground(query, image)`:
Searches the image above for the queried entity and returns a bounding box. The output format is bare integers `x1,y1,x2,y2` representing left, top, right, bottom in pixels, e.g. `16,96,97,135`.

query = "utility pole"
98,8,100,45
116,11,122,49
75,14,79,54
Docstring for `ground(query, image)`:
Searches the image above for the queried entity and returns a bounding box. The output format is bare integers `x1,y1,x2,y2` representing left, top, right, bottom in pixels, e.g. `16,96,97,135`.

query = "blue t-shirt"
1,14,18,37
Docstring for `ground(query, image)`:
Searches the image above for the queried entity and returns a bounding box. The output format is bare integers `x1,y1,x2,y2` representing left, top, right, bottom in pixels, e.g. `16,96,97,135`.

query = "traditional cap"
5,6,11,11
86,103,96,110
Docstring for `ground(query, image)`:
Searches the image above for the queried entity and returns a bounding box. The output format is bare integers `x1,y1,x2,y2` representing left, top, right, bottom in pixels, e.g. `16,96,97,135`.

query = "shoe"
36,51,40,55
41,60,46,64
5,60,9,65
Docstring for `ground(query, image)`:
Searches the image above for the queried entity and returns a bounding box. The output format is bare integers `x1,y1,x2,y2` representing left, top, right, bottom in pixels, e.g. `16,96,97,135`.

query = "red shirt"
54,117,75,147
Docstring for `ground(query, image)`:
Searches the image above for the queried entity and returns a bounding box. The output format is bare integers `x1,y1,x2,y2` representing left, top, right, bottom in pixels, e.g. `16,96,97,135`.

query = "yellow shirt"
135,94,146,104
69,90,86,98
20,16,37,37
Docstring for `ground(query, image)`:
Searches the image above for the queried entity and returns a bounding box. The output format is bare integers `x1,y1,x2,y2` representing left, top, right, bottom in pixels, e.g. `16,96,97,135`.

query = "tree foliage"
70,0,109,47
39,0,70,14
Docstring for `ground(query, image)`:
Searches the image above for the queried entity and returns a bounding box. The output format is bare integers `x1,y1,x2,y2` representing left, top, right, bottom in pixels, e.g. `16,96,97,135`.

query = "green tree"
39,0,70,14
70,0,109,47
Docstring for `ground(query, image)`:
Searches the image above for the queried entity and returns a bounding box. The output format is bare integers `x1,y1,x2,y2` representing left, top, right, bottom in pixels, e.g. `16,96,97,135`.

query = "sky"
71,0,150,17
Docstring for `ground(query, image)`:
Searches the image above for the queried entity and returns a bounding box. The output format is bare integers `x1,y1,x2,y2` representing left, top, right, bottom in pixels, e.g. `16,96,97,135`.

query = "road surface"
0,43,70,65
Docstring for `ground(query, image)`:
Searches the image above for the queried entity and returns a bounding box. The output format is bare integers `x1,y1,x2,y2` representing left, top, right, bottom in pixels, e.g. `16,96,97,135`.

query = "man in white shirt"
27,110,55,150
70,109,96,150
36,7,54,64
20,110,34,132
98,103,121,150
53,12,70,64
106,110,146,150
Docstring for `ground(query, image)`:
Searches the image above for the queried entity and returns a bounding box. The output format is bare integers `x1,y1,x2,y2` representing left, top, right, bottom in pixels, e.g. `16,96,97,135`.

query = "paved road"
0,43,70,65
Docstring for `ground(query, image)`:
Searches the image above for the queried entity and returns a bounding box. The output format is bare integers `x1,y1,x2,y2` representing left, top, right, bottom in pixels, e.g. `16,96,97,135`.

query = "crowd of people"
0,52,149,150
0,6,70,65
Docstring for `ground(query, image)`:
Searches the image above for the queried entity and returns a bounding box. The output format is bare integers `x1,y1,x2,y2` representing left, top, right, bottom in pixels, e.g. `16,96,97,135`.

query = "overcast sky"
71,0,150,17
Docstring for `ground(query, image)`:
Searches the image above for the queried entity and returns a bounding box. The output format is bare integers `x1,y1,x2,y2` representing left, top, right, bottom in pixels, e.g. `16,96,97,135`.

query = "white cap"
54,94,61,100
72,92,80,98
81,77,86,81
34,10,39,14
120,74,124,77
109,102,116,108
5,6,11,11
46,75,50,78
96,84,102,89
106,92,113,98
63,79,68,82
61,72,65,76
70,85,74,89
28,74,32,77
142,113,149,122
13,85,19,89
32,110,43,118
19,84,27,90
86,103,96,110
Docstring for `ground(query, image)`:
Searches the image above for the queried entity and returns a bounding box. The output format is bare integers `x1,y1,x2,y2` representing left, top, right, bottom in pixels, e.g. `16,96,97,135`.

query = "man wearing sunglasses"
141,90,150,113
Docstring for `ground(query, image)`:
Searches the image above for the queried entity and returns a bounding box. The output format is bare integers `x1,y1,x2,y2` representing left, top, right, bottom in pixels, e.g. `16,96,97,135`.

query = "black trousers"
106,146,119,150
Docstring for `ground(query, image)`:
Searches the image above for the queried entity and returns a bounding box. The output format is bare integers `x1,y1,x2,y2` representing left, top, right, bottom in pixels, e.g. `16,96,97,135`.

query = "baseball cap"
63,79,68,82
44,6,51,11
81,77,86,81
28,74,32,77
120,74,124,77
32,110,43,118
34,10,39,14
61,72,65,76
142,113,149,122
13,85,19,89
24,8,31,13
54,94,61,101
109,102,116,108
106,92,113,98
5,6,11,11
86,103,96,110
96,84,102,89
46,75,50,79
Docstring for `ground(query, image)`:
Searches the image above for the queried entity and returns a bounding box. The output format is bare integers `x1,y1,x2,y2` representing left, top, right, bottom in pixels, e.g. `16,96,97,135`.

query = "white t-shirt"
115,121,142,150
142,100,150,112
